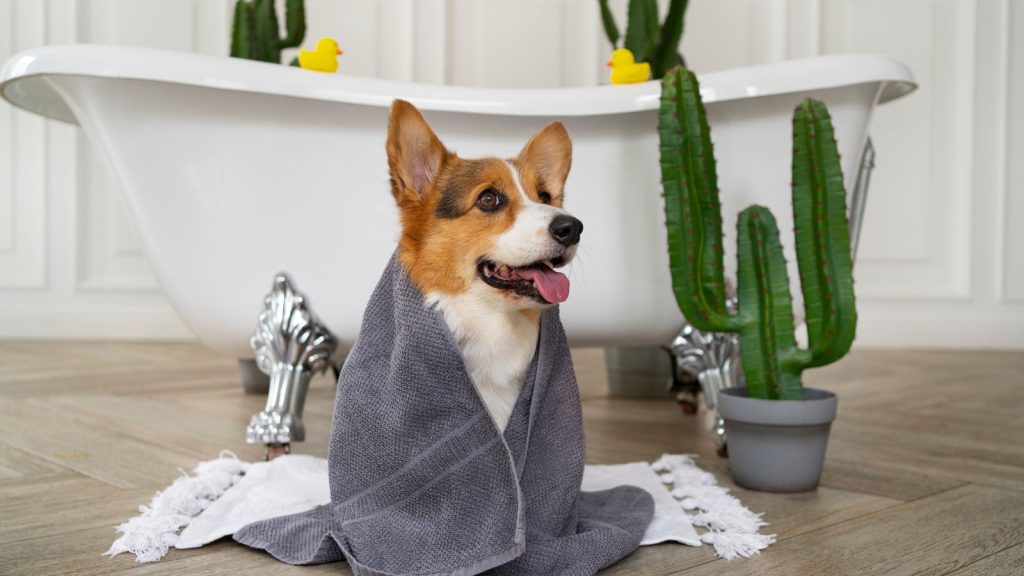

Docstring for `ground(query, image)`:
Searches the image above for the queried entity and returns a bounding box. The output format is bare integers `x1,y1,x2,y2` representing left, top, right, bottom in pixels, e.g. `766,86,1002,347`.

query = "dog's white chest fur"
429,288,539,432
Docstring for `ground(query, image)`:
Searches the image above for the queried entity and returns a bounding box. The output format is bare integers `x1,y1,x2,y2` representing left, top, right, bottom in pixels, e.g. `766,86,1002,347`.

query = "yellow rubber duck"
607,48,651,84
298,37,343,73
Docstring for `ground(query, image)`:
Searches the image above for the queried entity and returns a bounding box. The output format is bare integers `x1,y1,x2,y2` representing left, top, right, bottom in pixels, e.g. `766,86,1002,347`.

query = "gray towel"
234,255,654,575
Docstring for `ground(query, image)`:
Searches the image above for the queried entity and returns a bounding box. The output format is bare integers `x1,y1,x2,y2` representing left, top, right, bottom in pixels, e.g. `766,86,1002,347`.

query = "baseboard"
1,302,1021,351
0,304,195,341
854,307,1024,350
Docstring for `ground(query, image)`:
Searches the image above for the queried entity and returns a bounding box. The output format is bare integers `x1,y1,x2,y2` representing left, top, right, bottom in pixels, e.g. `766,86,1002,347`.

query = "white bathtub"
1,45,914,358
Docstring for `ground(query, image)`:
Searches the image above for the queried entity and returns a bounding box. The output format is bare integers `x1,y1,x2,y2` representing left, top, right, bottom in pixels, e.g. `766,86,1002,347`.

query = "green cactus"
230,0,306,64
597,0,689,79
659,67,857,400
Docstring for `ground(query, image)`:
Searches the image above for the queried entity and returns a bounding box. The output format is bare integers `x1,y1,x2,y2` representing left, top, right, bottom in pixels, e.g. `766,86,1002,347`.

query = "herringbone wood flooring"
1,342,1022,575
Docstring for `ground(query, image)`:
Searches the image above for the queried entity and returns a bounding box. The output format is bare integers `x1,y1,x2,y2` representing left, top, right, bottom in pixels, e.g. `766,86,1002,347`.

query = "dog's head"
386,99,582,310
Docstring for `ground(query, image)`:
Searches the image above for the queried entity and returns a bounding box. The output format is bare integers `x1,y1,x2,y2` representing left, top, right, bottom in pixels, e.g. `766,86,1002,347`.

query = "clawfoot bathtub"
2,46,914,361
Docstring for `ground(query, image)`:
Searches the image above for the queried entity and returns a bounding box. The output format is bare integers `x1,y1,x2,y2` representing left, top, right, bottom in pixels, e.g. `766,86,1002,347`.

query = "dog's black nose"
549,215,584,246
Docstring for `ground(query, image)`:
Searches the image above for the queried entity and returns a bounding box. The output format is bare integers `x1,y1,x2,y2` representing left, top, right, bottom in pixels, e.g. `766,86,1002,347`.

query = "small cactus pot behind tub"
717,387,837,492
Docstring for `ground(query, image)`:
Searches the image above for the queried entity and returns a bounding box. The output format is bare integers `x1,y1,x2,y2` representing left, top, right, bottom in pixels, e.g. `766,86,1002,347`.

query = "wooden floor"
1,342,1022,575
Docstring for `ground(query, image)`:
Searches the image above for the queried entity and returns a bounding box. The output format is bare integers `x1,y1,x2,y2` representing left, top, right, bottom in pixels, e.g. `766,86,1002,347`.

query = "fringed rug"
104,452,774,564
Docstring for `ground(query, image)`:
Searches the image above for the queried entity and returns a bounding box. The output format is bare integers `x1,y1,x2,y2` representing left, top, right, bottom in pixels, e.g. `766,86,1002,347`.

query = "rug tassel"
651,453,776,560
103,451,247,563
700,531,777,560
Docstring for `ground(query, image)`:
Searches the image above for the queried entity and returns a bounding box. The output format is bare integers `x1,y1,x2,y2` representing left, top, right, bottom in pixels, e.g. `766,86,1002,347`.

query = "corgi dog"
385,99,583,432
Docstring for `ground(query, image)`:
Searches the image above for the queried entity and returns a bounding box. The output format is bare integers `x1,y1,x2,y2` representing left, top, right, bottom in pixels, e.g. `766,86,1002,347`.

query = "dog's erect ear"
518,122,572,189
387,100,446,202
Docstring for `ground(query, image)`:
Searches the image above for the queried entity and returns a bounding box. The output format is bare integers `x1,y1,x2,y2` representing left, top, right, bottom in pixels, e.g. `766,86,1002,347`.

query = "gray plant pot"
717,386,837,493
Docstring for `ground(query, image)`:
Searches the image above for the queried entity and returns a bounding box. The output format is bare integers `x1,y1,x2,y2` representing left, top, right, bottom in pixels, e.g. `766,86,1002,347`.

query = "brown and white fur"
385,100,583,432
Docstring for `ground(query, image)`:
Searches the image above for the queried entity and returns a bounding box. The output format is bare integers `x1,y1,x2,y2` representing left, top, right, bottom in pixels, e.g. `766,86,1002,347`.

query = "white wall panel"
820,0,974,300
375,0,414,81
682,0,786,73
0,0,1020,347
447,0,597,88
106,0,195,50
0,0,193,339
477,1,566,88
75,0,197,291
1002,0,1024,302
0,1,15,254
850,0,1023,347
192,0,233,57
0,0,48,289
75,142,161,291
412,0,447,84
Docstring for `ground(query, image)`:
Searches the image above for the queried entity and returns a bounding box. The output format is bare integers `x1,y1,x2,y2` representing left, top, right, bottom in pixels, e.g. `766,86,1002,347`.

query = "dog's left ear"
518,122,572,189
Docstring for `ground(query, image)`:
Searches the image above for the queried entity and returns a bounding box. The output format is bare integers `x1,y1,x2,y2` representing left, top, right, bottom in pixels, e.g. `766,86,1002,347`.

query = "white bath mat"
176,454,328,549
582,461,702,547
105,452,774,563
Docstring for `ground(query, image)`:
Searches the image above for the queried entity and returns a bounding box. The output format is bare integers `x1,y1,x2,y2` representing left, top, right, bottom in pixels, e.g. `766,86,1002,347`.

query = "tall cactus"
597,0,689,78
230,0,306,64
659,67,857,400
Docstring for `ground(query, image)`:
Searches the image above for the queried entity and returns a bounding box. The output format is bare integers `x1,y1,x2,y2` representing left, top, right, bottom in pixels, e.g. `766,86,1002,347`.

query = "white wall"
1,0,1021,348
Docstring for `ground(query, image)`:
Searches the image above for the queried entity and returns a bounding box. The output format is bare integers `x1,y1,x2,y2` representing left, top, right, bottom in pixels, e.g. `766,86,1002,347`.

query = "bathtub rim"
1,44,916,125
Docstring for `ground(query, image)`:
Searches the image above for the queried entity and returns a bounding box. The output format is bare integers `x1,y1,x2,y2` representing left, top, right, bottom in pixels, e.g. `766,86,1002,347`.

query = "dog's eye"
538,191,552,204
476,189,504,212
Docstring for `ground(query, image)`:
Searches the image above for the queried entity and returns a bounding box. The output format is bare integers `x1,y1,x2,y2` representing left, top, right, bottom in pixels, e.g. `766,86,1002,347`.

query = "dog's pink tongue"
519,267,571,303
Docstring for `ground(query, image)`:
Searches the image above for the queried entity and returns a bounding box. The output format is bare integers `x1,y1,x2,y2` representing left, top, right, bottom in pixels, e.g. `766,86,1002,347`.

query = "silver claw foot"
670,306,741,455
246,273,338,454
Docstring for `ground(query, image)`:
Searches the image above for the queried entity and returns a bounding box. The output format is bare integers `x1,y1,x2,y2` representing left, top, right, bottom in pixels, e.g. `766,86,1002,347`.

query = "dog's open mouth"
478,258,570,304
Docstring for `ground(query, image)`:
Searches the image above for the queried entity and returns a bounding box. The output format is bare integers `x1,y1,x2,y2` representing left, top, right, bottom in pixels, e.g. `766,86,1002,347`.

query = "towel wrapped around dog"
233,255,654,575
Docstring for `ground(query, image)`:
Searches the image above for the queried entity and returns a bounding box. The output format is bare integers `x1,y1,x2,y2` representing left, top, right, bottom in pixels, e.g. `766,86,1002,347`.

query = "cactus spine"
659,67,857,400
230,0,306,64
597,0,689,79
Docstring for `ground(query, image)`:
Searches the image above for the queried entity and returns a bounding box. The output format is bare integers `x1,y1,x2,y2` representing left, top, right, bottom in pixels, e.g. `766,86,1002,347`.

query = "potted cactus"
230,0,306,65
659,67,857,492
597,0,689,79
